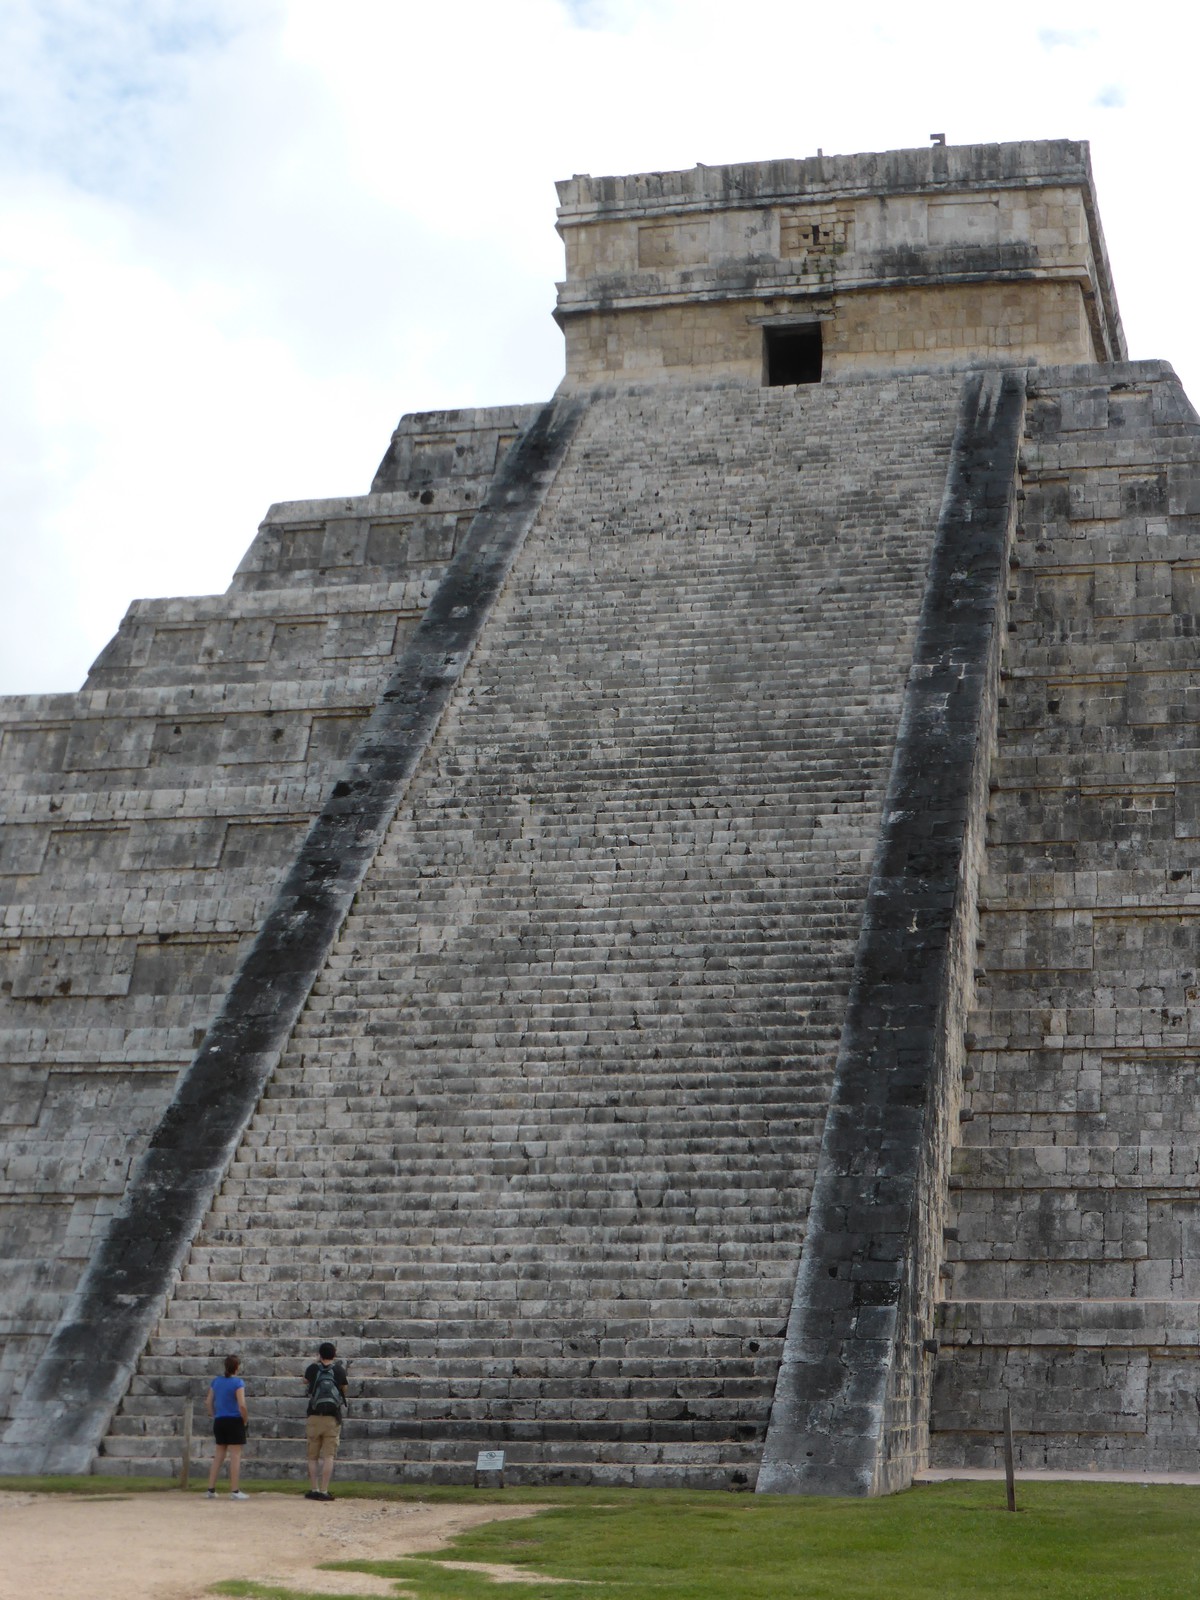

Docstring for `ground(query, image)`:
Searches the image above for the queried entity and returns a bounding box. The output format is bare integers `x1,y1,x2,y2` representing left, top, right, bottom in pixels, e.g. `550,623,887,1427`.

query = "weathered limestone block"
931,362,1200,1472
0,407,531,1434
95,373,962,1486
13,141,1196,1495
556,144,1123,387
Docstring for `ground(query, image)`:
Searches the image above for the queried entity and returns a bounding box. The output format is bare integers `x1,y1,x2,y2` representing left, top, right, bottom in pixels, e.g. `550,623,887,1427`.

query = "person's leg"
306,1416,321,1493
227,1443,243,1493
319,1424,340,1495
208,1443,227,1491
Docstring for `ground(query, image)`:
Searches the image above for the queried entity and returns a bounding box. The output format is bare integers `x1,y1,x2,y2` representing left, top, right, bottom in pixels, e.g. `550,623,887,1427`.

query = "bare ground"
0,1490,551,1600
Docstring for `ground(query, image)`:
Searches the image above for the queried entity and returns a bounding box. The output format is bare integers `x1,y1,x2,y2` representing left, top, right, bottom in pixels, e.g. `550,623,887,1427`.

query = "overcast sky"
1,0,1195,693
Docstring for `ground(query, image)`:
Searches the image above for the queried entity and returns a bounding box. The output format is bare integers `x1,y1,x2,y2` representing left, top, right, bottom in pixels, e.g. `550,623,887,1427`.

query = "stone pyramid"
4,139,1197,1493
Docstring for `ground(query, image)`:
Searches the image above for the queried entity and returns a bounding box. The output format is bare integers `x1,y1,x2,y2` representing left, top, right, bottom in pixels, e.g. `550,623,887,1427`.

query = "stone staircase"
931,361,1200,1471
99,372,963,1487
0,408,523,1433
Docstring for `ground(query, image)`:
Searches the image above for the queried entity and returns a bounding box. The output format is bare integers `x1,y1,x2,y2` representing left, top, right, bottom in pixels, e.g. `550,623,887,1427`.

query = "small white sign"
475,1450,505,1473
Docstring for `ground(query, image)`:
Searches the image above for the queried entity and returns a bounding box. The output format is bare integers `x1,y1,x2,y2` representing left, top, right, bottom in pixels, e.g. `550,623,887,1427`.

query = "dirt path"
0,1490,549,1600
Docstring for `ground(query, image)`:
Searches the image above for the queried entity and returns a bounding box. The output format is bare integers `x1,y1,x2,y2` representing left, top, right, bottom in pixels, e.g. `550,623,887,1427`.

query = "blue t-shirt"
210,1375,244,1419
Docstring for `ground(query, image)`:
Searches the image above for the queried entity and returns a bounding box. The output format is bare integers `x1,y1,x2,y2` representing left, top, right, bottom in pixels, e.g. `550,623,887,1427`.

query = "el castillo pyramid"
3,138,1198,1495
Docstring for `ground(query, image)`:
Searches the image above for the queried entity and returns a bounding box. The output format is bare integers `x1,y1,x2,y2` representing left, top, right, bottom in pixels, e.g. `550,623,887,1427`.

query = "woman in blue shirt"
205,1353,249,1498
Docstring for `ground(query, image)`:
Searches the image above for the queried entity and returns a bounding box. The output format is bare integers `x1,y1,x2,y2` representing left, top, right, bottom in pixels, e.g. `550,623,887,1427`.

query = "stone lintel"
556,141,1098,220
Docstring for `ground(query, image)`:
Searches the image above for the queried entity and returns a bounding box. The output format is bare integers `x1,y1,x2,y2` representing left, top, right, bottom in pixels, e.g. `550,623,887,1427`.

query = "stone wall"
556,142,1124,386
930,361,1200,1472
10,139,1197,1496
758,369,1023,1494
562,281,1092,386
0,405,527,1442
91,371,963,1487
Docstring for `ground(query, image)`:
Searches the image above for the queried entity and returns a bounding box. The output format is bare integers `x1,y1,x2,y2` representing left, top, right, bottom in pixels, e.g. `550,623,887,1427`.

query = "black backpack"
309,1364,343,1417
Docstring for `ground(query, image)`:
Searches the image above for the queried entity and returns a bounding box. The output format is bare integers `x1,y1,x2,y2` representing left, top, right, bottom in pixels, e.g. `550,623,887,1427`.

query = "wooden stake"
180,1398,193,1490
1003,1397,1016,1512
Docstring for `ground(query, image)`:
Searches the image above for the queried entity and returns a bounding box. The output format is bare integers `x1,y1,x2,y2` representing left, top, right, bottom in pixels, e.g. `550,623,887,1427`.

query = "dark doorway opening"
764,324,822,386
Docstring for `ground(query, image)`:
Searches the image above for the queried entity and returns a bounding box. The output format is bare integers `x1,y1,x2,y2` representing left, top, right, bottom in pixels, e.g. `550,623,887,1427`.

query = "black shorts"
213,1416,247,1446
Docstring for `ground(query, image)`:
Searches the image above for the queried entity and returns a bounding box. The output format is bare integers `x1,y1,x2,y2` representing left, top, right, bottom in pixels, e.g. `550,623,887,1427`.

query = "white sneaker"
230,1491,249,1500
205,1489,217,1499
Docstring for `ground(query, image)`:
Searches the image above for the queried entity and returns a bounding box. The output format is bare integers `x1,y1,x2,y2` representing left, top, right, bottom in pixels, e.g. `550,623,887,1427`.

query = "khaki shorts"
305,1413,341,1461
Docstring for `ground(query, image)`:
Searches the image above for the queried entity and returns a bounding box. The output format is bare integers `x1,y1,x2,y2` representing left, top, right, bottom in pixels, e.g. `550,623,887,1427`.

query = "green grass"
203,1481,1200,1600
0,1474,176,1495
0,1475,571,1502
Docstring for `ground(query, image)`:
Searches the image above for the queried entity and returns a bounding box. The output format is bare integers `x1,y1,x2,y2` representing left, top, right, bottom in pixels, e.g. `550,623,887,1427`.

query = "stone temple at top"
2,139,1197,1494
554,140,1121,385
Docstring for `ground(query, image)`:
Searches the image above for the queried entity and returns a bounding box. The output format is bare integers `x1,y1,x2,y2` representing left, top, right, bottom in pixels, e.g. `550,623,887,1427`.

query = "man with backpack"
303,1341,348,1500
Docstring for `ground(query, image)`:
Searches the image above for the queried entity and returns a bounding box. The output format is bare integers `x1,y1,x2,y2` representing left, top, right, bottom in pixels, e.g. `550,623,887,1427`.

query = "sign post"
474,1450,505,1488
1003,1398,1016,1513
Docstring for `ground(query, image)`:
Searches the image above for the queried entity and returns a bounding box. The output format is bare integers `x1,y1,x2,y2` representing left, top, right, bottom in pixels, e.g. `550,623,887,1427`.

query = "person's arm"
237,1379,248,1422
205,1381,214,1419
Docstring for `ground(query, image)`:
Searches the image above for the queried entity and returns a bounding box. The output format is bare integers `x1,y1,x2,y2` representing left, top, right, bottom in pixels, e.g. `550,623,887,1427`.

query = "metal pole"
1003,1397,1016,1513
180,1398,193,1490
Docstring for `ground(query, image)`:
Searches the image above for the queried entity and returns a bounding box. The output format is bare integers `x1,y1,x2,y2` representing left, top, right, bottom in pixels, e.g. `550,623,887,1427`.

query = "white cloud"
1038,27,1099,49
